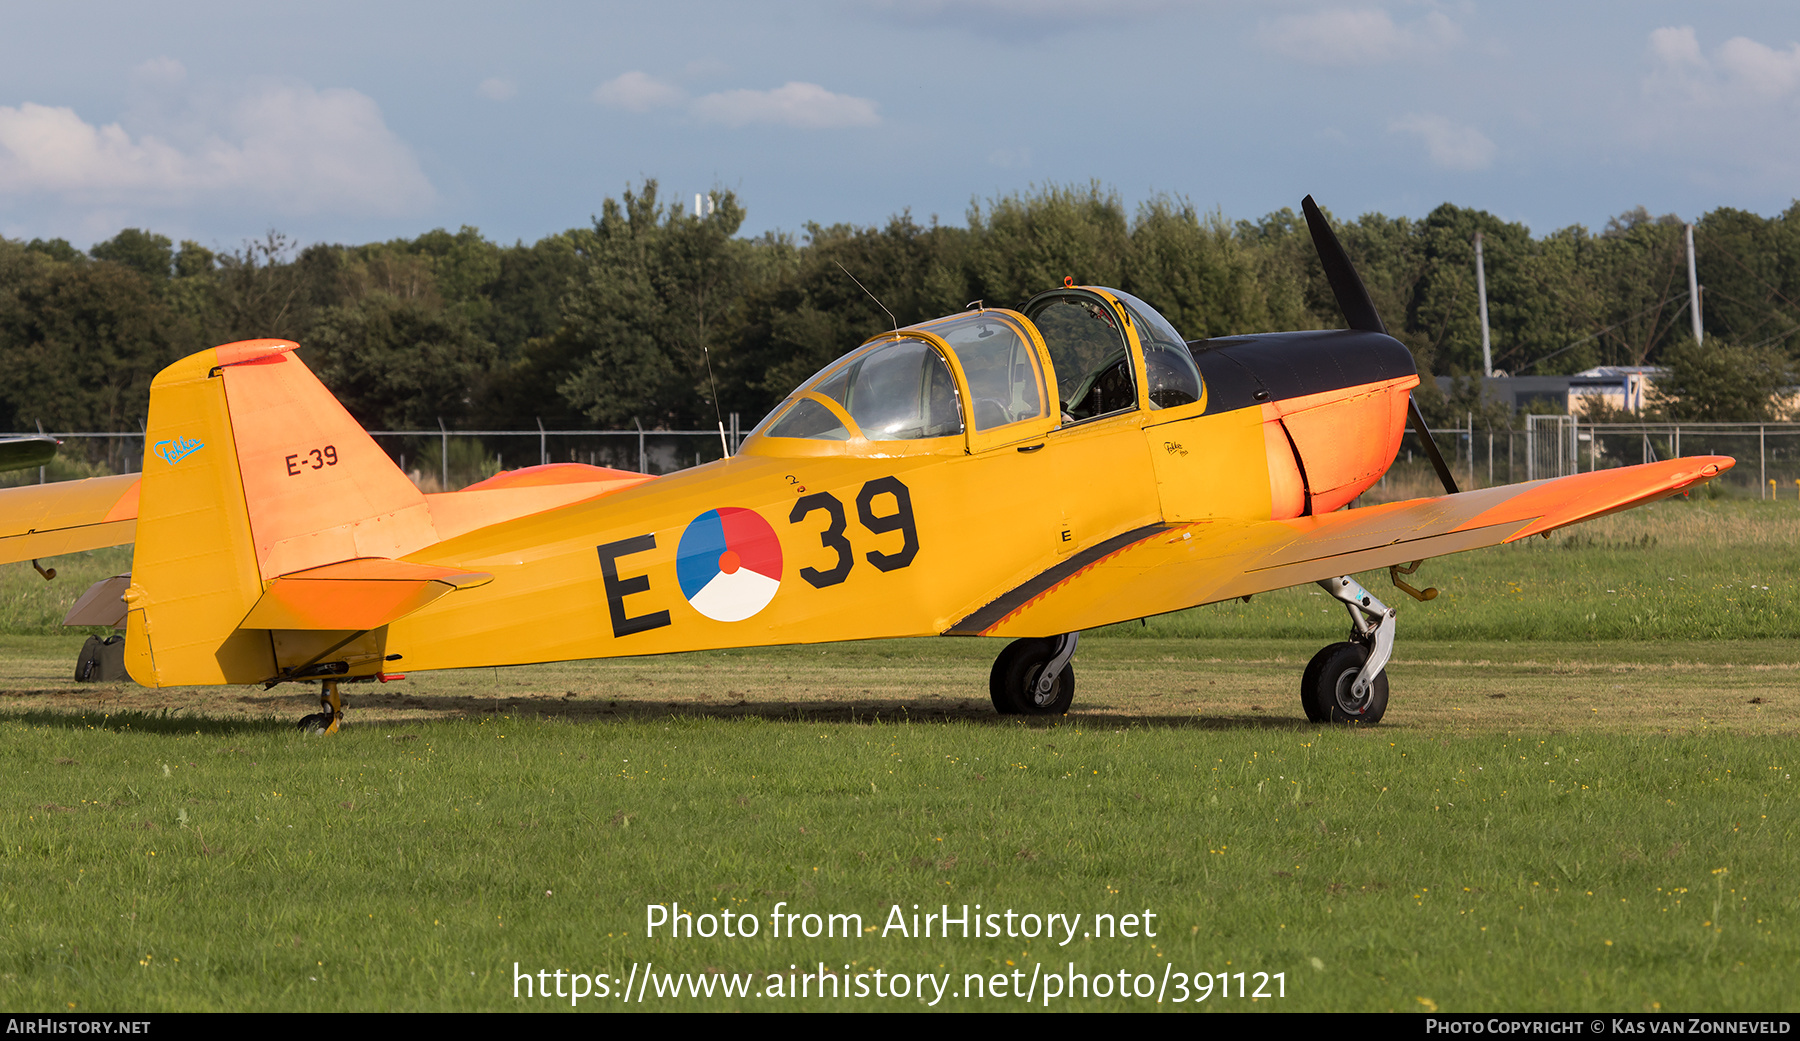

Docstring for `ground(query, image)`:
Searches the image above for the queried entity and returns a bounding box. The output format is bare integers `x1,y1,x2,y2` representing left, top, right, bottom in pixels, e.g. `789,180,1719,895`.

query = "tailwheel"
989,633,1078,716
297,679,345,734
1302,643,1388,725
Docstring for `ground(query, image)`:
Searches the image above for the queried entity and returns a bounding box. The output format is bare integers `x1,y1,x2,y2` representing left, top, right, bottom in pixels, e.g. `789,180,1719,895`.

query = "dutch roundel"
675,508,784,622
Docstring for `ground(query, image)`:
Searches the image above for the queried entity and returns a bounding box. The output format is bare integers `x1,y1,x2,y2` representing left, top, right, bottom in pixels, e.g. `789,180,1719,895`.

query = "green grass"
1,497,1795,1011
1,713,1793,1011
1103,497,1800,642
0,545,130,636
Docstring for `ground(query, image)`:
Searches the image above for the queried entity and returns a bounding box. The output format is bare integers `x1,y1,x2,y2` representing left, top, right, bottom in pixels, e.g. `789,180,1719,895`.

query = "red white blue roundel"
676,508,783,622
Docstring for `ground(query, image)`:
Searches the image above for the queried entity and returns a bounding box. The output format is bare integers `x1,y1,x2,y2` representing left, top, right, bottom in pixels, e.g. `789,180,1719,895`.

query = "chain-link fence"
0,418,748,492
1370,418,1798,500
7,415,1796,499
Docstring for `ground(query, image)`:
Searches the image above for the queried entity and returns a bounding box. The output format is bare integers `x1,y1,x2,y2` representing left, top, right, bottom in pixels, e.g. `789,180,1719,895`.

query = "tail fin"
126,340,432,686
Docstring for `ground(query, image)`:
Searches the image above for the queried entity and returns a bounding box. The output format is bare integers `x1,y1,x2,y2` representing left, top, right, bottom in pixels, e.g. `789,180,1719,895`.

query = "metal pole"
1475,231,1492,376
635,418,646,474
537,417,547,466
1467,412,1474,488
1760,424,1766,497
1686,223,1703,345
438,417,448,491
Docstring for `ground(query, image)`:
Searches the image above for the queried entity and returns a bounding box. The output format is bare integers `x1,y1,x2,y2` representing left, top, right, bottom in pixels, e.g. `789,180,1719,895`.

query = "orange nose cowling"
1263,374,1417,517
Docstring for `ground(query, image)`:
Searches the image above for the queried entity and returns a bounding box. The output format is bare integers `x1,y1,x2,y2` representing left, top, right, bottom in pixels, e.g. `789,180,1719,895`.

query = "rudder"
127,339,433,686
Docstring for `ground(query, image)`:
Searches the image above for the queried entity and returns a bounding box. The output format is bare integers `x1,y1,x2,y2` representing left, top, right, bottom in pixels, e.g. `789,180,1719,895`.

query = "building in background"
1440,366,1663,416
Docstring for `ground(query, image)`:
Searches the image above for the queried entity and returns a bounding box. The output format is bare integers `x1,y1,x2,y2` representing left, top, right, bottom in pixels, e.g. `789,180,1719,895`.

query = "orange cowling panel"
1264,422,1305,520
1266,376,1414,514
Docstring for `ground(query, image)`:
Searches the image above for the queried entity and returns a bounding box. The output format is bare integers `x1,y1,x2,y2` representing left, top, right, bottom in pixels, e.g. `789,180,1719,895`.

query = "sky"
2,1,1799,251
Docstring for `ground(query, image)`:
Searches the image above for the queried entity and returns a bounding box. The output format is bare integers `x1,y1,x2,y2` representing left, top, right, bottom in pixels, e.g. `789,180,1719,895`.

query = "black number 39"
789,477,919,588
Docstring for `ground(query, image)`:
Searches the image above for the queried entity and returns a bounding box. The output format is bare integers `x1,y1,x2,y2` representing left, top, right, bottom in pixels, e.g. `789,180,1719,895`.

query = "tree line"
4,180,1798,440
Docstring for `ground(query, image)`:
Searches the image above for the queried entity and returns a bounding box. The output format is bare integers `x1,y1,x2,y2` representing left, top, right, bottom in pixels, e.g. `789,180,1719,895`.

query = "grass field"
0,498,1795,1012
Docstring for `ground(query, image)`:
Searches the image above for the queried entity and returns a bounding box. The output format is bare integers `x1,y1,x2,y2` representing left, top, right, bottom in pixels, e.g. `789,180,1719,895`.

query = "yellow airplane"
0,199,1732,730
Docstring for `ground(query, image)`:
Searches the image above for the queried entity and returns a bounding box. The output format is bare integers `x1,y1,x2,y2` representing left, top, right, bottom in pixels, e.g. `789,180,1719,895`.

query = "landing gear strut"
990,632,1079,715
1302,576,1394,724
297,679,345,734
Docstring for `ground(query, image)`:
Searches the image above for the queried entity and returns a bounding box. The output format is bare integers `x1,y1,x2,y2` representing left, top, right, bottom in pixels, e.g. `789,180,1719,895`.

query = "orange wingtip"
1463,456,1736,542
214,339,301,367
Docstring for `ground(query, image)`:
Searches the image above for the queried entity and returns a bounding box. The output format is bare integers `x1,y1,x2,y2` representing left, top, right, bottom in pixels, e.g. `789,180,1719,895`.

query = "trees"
5,185,1800,439
1649,338,1797,422
305,293,495,430
1124,197,1272,340
555,182,756,429
0,251,197,432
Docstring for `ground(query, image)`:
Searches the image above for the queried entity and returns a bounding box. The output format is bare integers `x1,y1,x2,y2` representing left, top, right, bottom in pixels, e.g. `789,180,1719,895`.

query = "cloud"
1637,26,1800,188
593,71,685,112
690,82,879,129
0,81,435,217
1260,6,1462,66
594,71,879,130
477,77,518,101
1647,25,1800,105
1388,113,1496,171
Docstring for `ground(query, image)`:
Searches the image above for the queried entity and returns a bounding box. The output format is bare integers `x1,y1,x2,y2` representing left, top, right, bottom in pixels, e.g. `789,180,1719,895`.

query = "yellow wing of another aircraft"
0,472,139,568
4,199,1735,730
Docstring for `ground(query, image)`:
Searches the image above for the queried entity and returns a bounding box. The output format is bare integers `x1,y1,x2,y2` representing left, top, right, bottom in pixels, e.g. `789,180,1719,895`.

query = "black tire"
989,638,1076,716
1301,641,1353,723
1308,643,1388,725
296,712,334,734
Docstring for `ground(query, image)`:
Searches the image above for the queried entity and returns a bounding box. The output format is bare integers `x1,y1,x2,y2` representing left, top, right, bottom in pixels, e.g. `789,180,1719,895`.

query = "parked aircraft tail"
125,340,653,687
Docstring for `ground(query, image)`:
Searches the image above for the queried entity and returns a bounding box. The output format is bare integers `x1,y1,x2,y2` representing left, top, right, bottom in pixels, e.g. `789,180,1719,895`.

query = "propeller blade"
1408,396,1460,495
1302,194,1460,495
1301,195,1384,334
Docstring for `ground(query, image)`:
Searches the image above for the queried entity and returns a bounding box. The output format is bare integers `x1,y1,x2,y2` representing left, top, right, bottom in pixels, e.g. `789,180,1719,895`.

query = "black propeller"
1301,195,1459,496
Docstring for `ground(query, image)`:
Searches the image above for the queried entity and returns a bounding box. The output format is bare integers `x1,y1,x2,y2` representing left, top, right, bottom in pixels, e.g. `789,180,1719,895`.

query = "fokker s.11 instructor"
0,199,1731,730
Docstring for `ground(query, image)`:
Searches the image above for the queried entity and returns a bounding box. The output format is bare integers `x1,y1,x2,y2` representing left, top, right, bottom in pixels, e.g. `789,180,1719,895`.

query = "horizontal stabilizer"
239,557,494,631
0,473,140,566
65,574,132,628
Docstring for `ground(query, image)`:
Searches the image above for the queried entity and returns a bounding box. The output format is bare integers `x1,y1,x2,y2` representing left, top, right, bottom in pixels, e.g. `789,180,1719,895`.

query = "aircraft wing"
954,456,1733,637
0,473,141,567
0,436,58,473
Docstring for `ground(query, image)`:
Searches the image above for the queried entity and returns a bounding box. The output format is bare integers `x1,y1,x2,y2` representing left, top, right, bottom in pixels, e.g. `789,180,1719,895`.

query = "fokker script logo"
152,437,205,466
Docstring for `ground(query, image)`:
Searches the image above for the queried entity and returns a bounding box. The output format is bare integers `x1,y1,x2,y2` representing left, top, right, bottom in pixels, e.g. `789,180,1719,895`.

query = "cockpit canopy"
746,286,1203,455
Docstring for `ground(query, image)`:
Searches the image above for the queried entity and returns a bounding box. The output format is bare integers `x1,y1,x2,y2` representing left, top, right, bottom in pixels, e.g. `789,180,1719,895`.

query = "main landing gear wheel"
1302,643,1388,725
989,636,1076,716
297,680,345,734
1301,642,1353,723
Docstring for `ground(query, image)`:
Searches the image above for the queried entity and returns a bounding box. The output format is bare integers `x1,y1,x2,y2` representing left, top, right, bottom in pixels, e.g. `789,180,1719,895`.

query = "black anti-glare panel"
1188,329,1416,414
